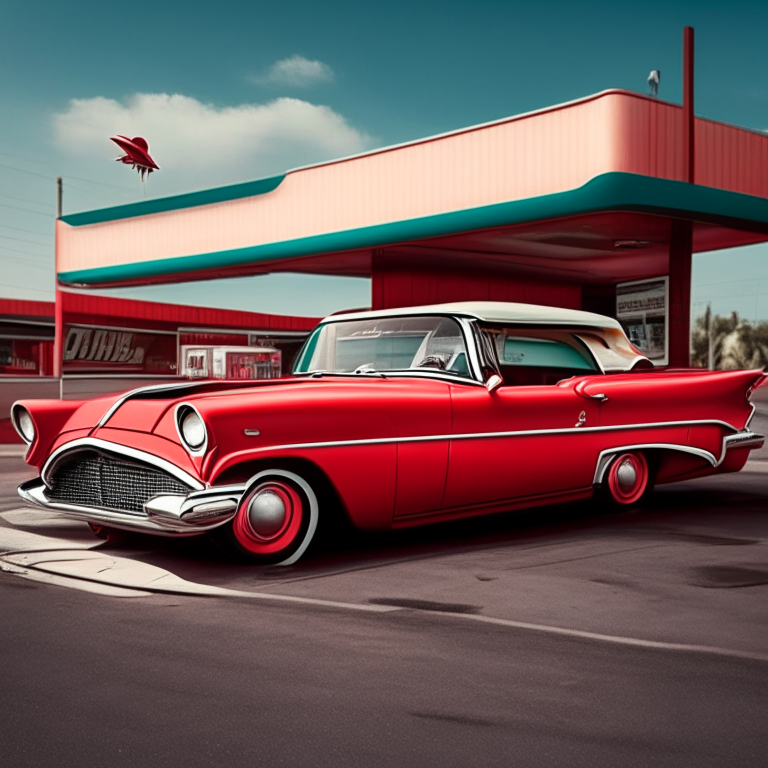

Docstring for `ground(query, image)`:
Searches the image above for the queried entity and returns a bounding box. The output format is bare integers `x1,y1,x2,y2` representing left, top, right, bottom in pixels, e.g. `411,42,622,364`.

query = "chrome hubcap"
247,490,287,536
616,460,638,492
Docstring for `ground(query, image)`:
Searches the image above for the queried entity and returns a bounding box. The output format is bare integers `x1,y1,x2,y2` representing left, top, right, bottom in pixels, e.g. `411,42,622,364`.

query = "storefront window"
0,339,51,376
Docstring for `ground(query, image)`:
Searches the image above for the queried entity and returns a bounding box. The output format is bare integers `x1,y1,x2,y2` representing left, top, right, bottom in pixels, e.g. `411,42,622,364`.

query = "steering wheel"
416,356,446,370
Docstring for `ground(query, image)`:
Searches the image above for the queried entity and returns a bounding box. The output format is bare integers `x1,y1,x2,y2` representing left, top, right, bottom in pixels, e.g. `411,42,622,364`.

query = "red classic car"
13,302,767,565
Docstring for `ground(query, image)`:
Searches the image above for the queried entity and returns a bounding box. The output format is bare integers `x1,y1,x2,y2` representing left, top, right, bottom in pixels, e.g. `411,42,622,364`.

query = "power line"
64,182,133,202
0,150,53,168
0,162,52,181
0,203,53,218
0,244,54,260
0,224,53,238
64,174,136,192
0,278,53,294
694,276,768,288
0,192,53,209
1,160,137,193
0,255,50,269
0,233,51,249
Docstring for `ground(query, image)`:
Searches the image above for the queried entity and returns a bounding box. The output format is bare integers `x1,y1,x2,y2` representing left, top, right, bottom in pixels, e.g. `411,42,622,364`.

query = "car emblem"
575,410,587,428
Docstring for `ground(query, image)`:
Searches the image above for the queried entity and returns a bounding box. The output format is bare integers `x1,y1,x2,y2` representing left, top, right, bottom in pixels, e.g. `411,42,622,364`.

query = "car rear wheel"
602,451,651,507
213,469,319,565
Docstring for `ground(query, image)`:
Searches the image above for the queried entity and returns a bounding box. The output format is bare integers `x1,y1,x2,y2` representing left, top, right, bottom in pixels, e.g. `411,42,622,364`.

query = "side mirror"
485,373,503,392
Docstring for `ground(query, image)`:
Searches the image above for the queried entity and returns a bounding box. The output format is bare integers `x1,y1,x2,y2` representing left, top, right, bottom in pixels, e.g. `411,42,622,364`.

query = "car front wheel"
213,469,319,565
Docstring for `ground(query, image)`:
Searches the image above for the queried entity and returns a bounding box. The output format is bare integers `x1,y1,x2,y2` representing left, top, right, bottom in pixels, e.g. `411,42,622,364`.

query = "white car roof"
322,301,623,330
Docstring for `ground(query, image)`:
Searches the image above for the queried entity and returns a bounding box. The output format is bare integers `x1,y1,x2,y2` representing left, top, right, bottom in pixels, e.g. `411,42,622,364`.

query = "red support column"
53,179,63,385
683,26,695,183
668,26,695,367
668,220,693,367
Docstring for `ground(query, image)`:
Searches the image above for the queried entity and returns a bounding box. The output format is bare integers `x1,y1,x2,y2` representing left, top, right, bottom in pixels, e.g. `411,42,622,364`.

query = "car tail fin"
747,367,768,403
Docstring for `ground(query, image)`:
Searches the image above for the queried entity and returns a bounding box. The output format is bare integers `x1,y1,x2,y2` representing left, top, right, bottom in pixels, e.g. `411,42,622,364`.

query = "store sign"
64,328,145,364
63,326,177,374
616,277,668,365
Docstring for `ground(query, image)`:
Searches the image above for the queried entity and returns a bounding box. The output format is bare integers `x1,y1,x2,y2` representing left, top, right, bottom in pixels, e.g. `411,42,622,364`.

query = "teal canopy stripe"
60,174,286,226
58,173,768,286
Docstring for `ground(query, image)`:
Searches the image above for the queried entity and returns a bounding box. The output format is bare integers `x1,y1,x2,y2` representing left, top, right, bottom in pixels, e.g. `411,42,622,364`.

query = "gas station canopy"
57,89,768,292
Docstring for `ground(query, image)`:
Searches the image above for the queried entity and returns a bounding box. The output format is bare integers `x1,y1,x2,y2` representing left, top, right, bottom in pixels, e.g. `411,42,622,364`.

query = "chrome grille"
48,452,190,515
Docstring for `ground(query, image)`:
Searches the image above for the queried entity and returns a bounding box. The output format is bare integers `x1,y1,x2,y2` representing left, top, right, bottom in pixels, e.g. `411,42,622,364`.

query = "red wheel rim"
607,452,648,504
232,481,305,555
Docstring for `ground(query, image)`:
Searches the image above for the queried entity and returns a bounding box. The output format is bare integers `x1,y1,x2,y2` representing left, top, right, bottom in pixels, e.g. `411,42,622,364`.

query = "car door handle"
573,381,608,403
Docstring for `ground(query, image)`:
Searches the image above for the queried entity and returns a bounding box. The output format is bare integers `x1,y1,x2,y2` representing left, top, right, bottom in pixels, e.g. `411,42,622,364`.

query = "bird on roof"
647,70,660,98
110,135,160,181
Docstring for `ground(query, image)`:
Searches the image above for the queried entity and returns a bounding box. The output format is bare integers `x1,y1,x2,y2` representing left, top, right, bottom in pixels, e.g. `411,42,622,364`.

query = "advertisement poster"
616,277,668,365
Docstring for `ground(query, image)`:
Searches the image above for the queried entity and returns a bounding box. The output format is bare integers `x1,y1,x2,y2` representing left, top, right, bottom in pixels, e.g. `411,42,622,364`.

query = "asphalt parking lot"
1,403,766,767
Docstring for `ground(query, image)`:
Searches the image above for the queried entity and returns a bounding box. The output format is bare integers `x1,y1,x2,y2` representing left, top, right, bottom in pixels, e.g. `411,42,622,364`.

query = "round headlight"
180,409,206,450
14,407,35,444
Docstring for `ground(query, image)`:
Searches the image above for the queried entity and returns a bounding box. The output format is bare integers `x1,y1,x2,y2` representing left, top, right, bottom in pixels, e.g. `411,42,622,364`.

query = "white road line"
4,547,768,662
431,612,768,664
3,516,768,662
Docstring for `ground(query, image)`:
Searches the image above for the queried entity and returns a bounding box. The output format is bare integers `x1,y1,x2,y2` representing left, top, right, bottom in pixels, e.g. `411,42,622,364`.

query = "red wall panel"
372,265,581,311
60,292,319,332
0,299,54,320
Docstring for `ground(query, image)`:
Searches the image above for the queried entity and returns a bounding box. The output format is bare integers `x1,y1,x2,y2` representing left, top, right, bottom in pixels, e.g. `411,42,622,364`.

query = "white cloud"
252,55,334,88
52,92,370,196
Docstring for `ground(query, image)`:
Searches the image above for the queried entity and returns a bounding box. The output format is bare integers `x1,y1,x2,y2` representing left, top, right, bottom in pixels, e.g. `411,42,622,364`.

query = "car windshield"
293,316,473,378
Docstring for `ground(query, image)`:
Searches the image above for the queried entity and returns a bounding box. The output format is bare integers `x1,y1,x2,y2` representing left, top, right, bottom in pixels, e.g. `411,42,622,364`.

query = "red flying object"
110,135,160,181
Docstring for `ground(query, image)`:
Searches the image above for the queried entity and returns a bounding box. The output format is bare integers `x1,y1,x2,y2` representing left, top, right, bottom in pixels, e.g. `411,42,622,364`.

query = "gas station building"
4,82,768,441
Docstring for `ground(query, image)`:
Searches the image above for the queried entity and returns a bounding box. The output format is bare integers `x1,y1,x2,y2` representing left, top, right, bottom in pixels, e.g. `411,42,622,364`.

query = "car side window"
479,326,599,386
502,337,595,370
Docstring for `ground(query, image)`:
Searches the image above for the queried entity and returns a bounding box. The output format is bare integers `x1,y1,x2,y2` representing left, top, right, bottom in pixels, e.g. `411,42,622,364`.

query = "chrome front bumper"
18,477,246,537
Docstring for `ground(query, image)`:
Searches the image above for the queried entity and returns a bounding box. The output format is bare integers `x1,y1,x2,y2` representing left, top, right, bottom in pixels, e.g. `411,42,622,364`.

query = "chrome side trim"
40,437,205,491
745,402,757,431
593,444,717,485
593,430,764,485
243,418,743,454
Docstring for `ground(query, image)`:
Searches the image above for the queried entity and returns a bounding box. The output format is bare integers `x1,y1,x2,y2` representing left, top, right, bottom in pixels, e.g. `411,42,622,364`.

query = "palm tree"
691,308,768,369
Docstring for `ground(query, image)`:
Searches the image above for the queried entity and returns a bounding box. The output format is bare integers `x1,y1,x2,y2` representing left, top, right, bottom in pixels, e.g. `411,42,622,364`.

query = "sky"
1,0,767,320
